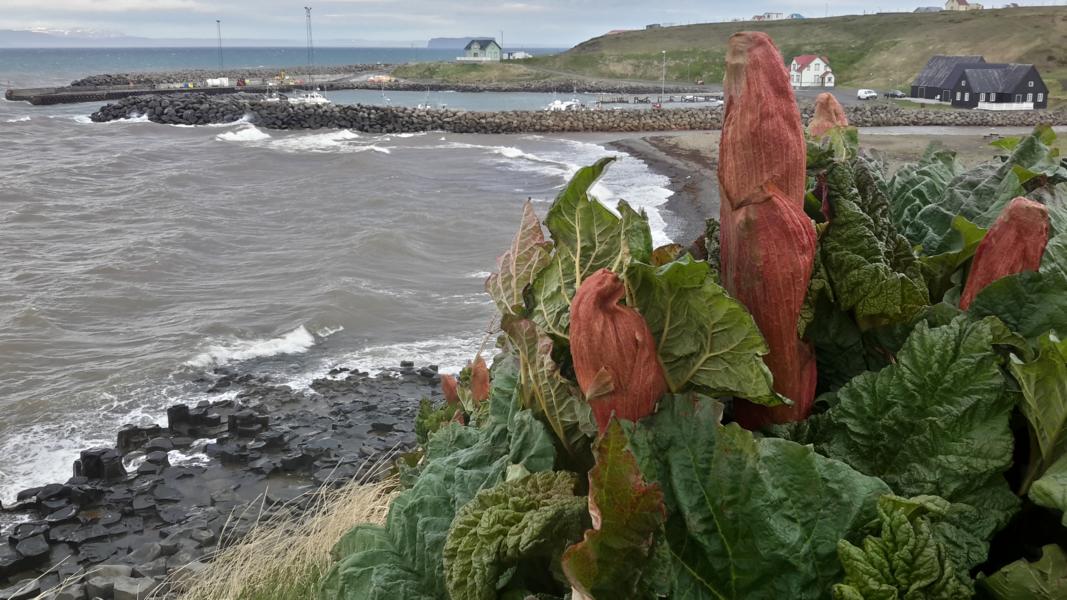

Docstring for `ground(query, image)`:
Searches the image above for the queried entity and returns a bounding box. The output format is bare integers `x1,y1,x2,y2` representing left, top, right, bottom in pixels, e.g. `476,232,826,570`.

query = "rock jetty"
0,363,443,600
90,93,1067,134
70,65,385,88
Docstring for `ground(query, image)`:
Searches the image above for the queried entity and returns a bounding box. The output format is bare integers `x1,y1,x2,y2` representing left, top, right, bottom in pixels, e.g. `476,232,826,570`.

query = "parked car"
884,89,907,99
857,89,878,100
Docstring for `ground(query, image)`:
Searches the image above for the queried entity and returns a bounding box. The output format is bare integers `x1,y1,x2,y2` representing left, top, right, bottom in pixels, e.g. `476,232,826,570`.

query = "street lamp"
216,20,223,70
661,50,666,101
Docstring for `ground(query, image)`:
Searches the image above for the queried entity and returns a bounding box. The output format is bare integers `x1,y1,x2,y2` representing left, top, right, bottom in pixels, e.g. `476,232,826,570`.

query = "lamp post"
216,20,223,70
661,50,666,102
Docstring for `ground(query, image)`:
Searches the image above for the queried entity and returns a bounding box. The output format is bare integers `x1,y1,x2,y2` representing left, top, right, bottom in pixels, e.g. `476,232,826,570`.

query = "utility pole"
661,50,666,101
216,20,223,70
304,6,314,86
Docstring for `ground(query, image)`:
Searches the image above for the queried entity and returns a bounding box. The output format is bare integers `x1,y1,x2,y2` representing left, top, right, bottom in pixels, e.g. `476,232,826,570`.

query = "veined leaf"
919,215,988,303
322,360,531,600
486,200,554,318
625,256,780,404
822,162,930,330
529,158,654,341
443,471,588,600
817,316,1018,522
887,146,962,237
504,318,595,456
563,419,667,600
1012,332,1067,494
832,495,974,600
629,396,889,599
980,544,1067,600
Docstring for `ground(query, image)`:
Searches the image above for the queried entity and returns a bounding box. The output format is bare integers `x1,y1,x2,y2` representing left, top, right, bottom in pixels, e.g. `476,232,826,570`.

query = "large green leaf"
529,158,654,341
443,471,588,600
625,256,780,404
321,359,545,600
822,162,930,330
898,127,1064,254
887,146,963,238
504,318,595,456
1031,453,1067,526
919,215,988,303
629,395,890,600
816,316,1017,521
979,544,1067,600
1012,332,1067,494
832,495,973,600
486,200,554,318
562,419,667,600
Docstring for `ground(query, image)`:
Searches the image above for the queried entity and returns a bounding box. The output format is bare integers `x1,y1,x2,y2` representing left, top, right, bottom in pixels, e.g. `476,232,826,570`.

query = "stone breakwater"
0,363,443,600
70,65,386,88
90,94,723,133
91,93,1067,134
352,79,713,95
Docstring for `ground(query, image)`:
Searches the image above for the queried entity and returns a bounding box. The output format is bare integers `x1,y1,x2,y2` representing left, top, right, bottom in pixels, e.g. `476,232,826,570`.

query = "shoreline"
0,363,442,598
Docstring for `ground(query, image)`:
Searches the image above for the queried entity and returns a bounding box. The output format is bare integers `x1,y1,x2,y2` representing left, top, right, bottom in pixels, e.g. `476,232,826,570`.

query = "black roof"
464,38,499,50
963,64,1036,92
913,55,986,88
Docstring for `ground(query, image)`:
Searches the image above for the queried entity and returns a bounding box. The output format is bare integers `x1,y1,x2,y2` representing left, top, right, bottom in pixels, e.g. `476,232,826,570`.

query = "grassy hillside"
531,7,1067,91
392,62,551,83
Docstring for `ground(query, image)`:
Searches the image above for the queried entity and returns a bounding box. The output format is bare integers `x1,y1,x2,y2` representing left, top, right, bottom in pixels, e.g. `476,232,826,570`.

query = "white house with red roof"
789,55,835,88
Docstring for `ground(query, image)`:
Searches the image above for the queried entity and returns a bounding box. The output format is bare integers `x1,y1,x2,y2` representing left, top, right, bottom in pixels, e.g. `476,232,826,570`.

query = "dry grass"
156,471,398,600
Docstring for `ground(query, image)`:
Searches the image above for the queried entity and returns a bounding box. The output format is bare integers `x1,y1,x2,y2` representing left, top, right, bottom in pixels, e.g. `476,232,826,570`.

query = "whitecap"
185,325,317,368
4,116,30,123
216,125,272,142
466,271,492,279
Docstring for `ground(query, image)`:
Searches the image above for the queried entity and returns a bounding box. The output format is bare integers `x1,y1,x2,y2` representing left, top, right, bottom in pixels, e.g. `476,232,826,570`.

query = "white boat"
545,98,584,112
289,90,331,105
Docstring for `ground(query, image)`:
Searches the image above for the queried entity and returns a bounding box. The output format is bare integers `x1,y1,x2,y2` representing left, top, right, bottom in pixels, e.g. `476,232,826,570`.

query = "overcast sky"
2,1,1021,45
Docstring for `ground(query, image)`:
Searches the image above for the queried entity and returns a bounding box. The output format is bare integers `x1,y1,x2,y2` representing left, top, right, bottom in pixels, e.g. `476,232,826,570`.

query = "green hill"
531,7,1067,92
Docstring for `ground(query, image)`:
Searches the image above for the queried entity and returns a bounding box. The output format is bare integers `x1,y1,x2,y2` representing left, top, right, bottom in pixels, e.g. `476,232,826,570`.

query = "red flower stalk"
470,355,491,404
440,374,460,406
808,92,849,138
570,269,668,433
960,197,1049,309
717,33,818,427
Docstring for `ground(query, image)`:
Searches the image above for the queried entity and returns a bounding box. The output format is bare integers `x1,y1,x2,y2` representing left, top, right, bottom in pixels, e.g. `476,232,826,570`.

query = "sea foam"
186,325,317,368
216,125,272,142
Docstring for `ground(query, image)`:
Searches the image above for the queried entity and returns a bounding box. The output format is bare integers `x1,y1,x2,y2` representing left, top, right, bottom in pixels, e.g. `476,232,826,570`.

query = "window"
1029,81,1034,87
1038,93,1045,102
1027,93,1033,102
964,92,970,101
988,93,995,102
956,91,961,101
980,93,986,102
962,80,967,87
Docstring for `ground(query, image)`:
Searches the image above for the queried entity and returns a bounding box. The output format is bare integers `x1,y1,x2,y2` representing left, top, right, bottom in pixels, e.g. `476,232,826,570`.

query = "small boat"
545,98,584,112
289,90,331,105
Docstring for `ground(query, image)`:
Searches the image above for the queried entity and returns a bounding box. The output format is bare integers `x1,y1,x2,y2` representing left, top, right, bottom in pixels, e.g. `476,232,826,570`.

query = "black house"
910,55,1049,110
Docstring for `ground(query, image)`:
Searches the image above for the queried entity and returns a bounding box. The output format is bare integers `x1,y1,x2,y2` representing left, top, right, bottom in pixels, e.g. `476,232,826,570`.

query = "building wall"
790,58,833,87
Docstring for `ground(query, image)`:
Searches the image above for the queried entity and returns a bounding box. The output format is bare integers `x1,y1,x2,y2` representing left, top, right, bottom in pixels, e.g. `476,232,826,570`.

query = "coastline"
608,131,721,246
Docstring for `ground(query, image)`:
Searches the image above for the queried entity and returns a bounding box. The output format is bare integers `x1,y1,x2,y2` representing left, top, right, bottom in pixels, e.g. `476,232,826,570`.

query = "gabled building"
789,55,835,88
945,0,983,10
456,38,501,62
910,55,1048,110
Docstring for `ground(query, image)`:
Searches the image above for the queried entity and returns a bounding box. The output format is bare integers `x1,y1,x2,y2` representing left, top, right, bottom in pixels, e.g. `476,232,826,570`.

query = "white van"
857,89,878,100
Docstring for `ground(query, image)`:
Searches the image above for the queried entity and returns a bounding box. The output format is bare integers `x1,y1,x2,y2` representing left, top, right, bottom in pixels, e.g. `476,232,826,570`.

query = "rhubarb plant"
323,32,1067,600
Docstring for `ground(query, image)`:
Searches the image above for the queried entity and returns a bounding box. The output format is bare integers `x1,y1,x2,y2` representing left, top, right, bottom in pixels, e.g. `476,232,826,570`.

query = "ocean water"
0,88,675,503
0,47,564,88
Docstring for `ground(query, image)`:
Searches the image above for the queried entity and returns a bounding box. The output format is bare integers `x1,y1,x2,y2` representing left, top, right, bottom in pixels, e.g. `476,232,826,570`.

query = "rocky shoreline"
0,363,444,600
90,93,1067,134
